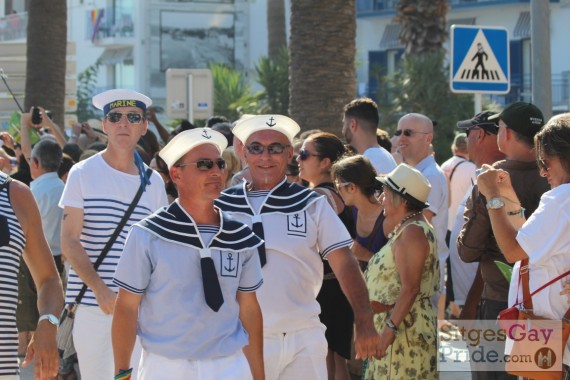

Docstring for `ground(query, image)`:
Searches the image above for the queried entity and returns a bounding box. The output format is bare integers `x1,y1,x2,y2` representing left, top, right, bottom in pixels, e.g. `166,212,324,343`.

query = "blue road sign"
450,25,510,94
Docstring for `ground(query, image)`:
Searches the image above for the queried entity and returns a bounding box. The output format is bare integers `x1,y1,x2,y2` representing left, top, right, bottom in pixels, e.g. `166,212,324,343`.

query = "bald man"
396,113,449,314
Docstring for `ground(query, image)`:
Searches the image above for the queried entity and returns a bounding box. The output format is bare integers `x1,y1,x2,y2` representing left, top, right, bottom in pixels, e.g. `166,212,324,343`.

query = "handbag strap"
519,258,570,318
73,168,152,305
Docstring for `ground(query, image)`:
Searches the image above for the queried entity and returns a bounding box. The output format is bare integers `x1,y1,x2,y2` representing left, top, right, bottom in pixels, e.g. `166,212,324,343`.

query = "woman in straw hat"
363,163,439,379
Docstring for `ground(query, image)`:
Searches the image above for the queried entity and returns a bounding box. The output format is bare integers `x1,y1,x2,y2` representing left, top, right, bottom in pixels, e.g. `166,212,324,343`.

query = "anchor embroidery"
266,117,276,127
291,214,303,228
224,252,236,272
202,129,212,139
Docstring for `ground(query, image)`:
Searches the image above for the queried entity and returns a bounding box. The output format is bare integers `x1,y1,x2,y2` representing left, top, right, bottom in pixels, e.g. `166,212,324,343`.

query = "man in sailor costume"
112,129,264,379
215,115,381,380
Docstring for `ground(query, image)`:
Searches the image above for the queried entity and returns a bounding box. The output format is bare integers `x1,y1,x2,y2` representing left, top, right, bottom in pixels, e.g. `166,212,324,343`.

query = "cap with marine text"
92,89,152,116
488,102,544,138
457,110,498,134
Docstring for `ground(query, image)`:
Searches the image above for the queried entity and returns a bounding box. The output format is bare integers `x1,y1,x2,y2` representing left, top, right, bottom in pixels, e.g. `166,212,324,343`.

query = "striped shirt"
0,174,25,375
59,153,168,306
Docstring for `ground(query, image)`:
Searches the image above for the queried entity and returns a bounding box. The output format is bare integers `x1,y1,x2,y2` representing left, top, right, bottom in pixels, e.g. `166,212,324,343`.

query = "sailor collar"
215,178,322,216
138,200,263,252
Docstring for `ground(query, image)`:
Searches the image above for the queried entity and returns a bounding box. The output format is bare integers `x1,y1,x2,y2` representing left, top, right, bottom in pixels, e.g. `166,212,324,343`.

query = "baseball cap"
159,128,228,169
457,110,498,134
488,102,544,138
92,89,152,115
232,115,300,144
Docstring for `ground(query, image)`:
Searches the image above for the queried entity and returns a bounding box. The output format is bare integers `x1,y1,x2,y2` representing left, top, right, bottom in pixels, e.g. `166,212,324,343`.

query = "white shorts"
264,326,328,380
138,349,251,380
73,305,142,380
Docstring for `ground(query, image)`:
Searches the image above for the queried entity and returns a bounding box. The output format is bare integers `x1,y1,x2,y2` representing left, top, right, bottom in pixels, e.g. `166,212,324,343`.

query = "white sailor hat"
232,115,300,144
159,128,228,169
92,89,152,115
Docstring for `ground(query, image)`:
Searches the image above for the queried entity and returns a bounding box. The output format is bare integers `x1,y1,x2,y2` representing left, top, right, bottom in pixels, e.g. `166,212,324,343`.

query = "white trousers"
138,349,251,380
73,305,142,380
264,326,328,380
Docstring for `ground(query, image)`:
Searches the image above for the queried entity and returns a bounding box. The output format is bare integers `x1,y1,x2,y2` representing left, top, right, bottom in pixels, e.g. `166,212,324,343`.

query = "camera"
31,107,42,125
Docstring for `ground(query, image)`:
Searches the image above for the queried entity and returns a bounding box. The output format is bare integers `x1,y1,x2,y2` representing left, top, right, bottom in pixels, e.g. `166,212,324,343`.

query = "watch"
486,196,505,210
38,313,59,326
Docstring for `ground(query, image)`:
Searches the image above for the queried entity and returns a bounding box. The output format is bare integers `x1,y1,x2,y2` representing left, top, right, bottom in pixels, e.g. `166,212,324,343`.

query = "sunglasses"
105,112,145,124
537,157,550,172
394,129,430,137
334,180,351,190
298,149,320,161
245,142,290,155
175,158,226,171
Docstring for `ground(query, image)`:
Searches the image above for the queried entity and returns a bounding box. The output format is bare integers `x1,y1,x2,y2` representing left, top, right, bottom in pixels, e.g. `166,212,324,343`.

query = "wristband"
114,368,132,380
507,207,525,218
386,318,399,335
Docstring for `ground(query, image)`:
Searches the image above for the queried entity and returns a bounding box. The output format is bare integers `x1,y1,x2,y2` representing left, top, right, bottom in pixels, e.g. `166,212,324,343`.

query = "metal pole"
474,93,482,114
531,0,552,120
187,74,194,123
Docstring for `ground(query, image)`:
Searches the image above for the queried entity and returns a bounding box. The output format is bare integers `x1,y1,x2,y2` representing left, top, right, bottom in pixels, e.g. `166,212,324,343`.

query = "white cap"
159,128,228,169
232,115,300,144
92,89,152,115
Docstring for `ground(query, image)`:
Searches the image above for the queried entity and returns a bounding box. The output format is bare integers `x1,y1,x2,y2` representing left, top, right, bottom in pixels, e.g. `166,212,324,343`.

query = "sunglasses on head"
175,158,226,171
245,142,290,155
298,149,320,161
105,112,145,124
394,129,430,137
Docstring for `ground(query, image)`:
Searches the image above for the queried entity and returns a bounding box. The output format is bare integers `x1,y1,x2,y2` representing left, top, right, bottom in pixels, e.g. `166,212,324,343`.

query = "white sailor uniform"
215,179,353,379
114,201,263,377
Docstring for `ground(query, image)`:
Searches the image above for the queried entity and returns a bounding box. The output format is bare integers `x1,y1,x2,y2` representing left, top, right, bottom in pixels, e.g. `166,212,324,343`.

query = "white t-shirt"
508,184,570,364
441,155,477,230
59,153,168,306
363,146,397,175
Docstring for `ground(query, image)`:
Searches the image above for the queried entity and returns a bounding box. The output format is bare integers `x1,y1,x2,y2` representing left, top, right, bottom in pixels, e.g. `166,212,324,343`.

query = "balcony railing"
0,12,28,42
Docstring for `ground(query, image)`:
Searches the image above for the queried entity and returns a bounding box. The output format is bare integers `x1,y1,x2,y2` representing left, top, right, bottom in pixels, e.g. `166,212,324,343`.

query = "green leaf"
494,261,513,282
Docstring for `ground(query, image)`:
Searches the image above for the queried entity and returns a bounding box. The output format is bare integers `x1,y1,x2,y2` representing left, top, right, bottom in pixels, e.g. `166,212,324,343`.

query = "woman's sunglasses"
298,149,320,161
175,158,226,171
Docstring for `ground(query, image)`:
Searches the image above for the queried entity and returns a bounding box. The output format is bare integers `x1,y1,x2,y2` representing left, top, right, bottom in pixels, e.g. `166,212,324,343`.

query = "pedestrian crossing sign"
450,25,510,94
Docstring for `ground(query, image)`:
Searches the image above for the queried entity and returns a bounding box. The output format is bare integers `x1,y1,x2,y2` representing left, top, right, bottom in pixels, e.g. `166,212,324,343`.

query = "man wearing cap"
341,98,397,175
457,102,549,379
60,89,168,379
112,129,264,379
396,113,449,315
450,111,505,320
216,115,379,380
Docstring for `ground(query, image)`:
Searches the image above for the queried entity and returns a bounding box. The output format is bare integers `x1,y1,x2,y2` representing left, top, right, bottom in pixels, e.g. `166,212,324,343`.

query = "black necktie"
252,220,267,267
200,252,224,312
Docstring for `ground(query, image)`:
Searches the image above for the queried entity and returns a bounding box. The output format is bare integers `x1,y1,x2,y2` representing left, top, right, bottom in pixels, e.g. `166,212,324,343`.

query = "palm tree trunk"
289,0,356,134
24,0,67,128
267,0,287,61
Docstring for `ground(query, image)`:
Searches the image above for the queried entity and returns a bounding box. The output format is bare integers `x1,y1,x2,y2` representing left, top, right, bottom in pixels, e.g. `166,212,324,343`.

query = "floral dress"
364,220,440,380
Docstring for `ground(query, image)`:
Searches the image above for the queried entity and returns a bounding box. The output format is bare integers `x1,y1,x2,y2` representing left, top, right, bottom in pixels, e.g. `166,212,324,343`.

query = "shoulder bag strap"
449,158,467,182
519,258,570,317
73,168,153,305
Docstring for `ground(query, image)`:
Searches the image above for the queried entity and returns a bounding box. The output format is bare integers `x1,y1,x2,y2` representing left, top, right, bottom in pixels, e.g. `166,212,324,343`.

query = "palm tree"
289,0,356,134
396,0,448,56
267,0,287,61
24,0,67,128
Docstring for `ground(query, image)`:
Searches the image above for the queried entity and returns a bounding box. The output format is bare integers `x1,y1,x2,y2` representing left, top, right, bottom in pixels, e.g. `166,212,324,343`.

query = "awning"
447,17,476,29
513,11,530,39
99,47,133,65
379,24,403,49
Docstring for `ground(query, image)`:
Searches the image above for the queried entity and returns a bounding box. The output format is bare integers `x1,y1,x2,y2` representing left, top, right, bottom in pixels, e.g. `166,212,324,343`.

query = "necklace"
387,211,422,239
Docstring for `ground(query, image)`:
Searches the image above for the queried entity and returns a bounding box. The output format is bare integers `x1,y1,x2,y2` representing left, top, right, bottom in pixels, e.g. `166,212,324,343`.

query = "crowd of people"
0,89,569,380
